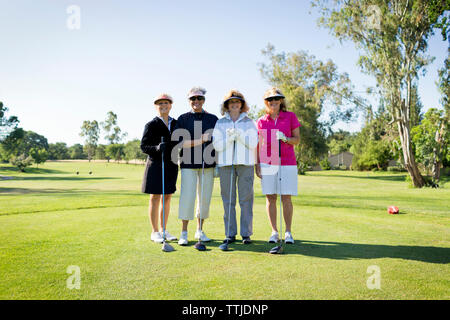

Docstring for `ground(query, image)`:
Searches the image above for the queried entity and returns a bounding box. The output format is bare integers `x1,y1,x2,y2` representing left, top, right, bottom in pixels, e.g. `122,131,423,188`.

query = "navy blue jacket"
174,110,218,169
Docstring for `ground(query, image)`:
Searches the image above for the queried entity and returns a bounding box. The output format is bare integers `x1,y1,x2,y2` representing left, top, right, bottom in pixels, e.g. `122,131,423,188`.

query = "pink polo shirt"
257,111,301,166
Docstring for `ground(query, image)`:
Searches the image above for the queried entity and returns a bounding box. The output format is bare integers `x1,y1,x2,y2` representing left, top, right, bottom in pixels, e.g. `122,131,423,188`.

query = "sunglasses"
266,97,282,102
190,96,205,101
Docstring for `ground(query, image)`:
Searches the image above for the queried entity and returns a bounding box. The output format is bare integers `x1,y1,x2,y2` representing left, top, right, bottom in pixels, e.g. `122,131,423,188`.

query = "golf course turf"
0,161,449,299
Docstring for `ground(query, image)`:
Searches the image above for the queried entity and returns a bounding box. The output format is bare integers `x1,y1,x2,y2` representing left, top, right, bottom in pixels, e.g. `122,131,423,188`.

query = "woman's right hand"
201,133,211,143
255,164,262,179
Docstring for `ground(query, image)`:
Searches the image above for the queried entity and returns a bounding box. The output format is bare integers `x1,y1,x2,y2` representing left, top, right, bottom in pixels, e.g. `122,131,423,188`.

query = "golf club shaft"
279,139,283,245
161,136,166,241
199,144,205,231
226,140,236,239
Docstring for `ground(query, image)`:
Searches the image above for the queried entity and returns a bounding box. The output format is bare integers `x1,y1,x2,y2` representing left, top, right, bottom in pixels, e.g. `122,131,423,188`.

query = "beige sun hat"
154,93,173,104
263,87,285,100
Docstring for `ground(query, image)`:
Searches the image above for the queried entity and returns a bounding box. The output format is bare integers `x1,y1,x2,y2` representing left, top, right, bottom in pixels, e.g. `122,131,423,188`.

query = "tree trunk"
432,160,441,181
397,119,425,188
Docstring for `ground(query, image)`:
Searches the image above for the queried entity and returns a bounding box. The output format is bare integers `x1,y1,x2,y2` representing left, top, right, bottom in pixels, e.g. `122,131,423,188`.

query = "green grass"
0,162,449,299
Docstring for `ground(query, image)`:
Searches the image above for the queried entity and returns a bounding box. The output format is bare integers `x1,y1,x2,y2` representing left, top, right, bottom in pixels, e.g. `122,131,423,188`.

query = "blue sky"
0,0,448,145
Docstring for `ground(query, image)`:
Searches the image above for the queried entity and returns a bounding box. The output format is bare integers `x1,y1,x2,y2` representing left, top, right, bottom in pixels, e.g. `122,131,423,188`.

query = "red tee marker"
388,206,399,214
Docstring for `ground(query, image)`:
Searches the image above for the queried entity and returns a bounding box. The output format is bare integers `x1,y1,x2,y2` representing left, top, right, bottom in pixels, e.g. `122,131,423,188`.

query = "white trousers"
178,168,214,220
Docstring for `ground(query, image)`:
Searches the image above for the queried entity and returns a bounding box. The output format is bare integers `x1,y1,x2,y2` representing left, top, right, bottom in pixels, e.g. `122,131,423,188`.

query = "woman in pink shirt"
256,87,300,244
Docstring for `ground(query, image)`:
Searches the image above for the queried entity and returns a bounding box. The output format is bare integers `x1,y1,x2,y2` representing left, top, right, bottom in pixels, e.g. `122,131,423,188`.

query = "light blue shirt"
158,116,173,129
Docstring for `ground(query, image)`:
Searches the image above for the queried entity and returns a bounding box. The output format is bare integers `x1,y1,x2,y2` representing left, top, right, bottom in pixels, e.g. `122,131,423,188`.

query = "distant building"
328,151,353,169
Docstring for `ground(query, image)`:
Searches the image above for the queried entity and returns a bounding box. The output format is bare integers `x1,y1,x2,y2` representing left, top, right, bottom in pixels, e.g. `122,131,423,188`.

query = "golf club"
194,143,207,251
219,138,236,252
269,138,284,254
161,136,174,252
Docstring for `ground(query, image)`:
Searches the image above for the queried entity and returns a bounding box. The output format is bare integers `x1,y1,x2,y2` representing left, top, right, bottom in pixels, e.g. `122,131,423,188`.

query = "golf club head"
219,242,229,251
194,241,206,251
162,241,175,252
269,244,284,254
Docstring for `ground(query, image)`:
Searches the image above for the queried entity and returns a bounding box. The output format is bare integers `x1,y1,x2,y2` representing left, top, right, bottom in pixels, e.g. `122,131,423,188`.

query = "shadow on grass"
0,186,132,195
8,176,121,181
310,173,407,182
193,239,450,263
295,240,450,264
0,166,66,174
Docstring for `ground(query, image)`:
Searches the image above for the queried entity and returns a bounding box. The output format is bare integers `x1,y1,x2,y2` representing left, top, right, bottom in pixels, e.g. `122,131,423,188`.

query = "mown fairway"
0,161,449,299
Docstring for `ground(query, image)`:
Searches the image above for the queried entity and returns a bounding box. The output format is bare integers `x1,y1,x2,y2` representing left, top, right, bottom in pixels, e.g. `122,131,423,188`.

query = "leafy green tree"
411,108,449,181
29,148,48,168
327,130,356,154
351,110,394,170
260,45,362,166
313,0,448,187
437,48,450,168
106,144,125,162
95,144,107,160
10,154,34,172
437,48,449,119
0,129,48,162
101,111,127,144
20,131,49,155
0,128,25,160
124,139,146,163
80,120,100,161
0,101,19,141
68,144,86,159
48,142,69,160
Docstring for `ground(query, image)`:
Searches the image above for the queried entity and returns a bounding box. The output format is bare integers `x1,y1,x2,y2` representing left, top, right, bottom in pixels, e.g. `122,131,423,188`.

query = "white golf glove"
226,128,237,142
235,128,245,144
276,131,288,142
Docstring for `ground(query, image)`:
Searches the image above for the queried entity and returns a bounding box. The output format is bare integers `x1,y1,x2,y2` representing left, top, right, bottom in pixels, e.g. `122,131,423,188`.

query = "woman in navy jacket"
141,93,178,244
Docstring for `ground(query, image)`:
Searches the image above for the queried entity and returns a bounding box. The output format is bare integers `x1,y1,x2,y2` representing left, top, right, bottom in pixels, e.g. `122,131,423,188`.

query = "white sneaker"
194,230,211,242
151,231,164,243
285,231,294,244
178,231,188,246
268,231,279,243
161,230,177,241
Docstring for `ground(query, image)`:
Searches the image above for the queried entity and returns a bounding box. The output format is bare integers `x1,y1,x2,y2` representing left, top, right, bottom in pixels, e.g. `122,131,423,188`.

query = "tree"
68,144,86,159
412,108,449,181
0,128,25,159
101,111,127,144
48,142,69,160
327,130,356,154
124,139,146,164
437,48,450,168
437,48,449,119
20,131,49,155
10,154,33,172
80,120,100,161
0,101,19,141
95,144,107,160
351,110,394,170
259,44,362,166
0,129,48,162
313,0,448,187
29,148,48,168
105,144,125,162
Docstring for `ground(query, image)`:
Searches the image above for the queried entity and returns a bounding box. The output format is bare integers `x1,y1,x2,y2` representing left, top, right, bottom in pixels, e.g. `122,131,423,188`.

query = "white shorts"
260,164,298,195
